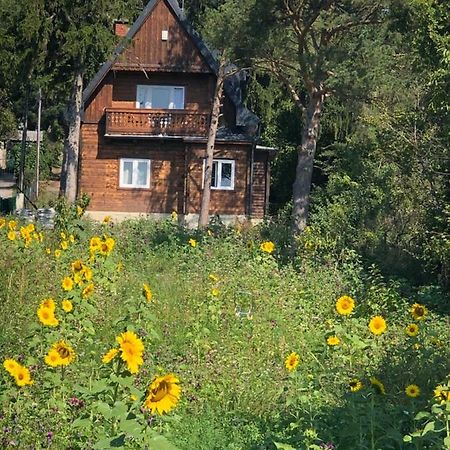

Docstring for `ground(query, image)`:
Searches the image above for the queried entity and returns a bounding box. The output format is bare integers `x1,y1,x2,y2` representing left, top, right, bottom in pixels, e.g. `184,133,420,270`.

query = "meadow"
0,209,449,450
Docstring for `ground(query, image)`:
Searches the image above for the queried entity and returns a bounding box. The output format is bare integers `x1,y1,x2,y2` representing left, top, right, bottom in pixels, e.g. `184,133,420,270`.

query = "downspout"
183,143,189,217
247,139,255,218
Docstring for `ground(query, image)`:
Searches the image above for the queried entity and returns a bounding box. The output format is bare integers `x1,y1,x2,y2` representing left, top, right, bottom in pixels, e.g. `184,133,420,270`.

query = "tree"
208,0,387,234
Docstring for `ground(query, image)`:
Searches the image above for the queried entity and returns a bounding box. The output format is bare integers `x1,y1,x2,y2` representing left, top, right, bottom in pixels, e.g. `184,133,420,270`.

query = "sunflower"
103,216,111,224
405,323,419,337
7,231,16,241
433,385,450,405
37,304,59,327
405,384,420,398
47,341,75,367
71,259,84,273
8,220,17,230
335,295,355,316
14,365,33,387
188,238,197,248
260,241,275,254
82,283,94,298
69,234,75,243
45,248,51,254
143,283,153,302
89,236,101,253
327,336,340,346
40,298,56,311
0,218,5,228
370,377,386,395
60,240,69,250
82,266,93,281
45,349,62,367
62,277,74,291
349,379,363,392
74,272,84,286
3,359,19,376
411,303,428,321
62,300,73,313
54,249,61,258
143,374,181,415
211,288,220,297
284,352,300,372
77,205,83,217
104,237,115,253
369,316,387,335
208,273,219,282
102,348,119,364
116,331,144,374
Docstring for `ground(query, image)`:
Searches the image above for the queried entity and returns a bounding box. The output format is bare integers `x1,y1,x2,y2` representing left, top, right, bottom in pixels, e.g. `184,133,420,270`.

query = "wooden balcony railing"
105,108,210,137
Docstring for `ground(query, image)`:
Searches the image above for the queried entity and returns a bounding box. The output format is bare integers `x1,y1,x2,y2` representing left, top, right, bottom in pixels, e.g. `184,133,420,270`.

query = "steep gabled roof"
83,0,259,136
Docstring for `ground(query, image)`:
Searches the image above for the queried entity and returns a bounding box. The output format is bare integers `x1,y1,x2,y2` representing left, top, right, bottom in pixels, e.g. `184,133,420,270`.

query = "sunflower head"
143,374,181,415
349,379,363,392
211,288,220,297
327,336,340,346
14,365,33,387
37,305,59,327
370,377,386,395
411,303,428,321
62,277,74,291
284,352,300,372
62,300,73,313
405,323,419,337
369,316,387,336
433,385,450,405
82,283,95,298
143,283,152,302
116,331,144,374
335,296,355,316
53,341,75,366
260,241,275,254
405,384,420,398
102,348,119,364
3,359,19,376
188,238,197,248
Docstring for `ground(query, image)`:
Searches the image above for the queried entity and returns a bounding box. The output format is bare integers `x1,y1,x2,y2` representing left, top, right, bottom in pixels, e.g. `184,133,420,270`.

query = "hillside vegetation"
0,212,449,449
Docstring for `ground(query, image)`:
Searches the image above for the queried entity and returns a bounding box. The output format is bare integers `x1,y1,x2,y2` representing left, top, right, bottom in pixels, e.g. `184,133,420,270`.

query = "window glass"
211,161,218,187
136,161,148,186
152,87,171,109
220,162,232,187
122,161,133,185
173,88,184,109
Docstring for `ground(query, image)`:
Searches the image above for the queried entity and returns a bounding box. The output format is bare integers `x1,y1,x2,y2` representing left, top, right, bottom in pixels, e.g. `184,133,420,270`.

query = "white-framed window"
203,159,235,190
119,158,151,188
136,85,185,109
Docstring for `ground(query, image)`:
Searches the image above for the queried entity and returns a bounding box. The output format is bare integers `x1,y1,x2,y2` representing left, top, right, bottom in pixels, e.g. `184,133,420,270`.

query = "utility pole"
35,88,42,201
18,89,29,192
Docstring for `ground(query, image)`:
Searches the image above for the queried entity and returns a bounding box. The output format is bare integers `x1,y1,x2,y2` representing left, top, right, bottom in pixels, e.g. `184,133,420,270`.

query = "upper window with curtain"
136,85,185,109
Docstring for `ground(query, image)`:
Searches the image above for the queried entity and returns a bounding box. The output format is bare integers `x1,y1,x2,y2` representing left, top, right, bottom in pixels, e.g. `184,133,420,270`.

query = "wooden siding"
252,151,268,218
84,74,113,123
113,0,211,73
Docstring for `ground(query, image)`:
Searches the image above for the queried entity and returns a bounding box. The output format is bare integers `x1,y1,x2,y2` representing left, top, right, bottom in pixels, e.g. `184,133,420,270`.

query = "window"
136,85,184,109
119,159,151,188
204,159,235,190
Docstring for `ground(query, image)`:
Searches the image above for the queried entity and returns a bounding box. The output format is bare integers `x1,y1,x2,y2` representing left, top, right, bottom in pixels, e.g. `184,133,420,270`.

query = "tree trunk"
60,71,83,203
198,54,226,228
291,88,324,235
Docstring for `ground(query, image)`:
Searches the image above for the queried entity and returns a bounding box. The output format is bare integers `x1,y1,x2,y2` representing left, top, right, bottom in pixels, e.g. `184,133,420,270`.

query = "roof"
83,0,260,137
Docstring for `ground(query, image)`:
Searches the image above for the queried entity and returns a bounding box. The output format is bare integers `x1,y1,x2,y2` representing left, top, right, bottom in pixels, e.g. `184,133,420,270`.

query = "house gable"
113,0,211,73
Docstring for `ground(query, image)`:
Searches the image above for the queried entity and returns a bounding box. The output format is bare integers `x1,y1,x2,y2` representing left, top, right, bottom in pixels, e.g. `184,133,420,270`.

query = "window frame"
203,159,235,191
119,158,151,189
136,85,185,110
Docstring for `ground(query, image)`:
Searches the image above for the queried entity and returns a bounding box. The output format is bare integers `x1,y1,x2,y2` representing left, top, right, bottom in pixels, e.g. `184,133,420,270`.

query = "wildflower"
405,384,420,398
71,259,84,273
13,365,33,387
284,352,300,372
102,348,119,364
60,241,69,250
211,288,220,297
37,302,59,327
45,248,51,254
433,385,450,404
7,231,16,241
188,238,197,248
82,283,94,298
77,205,83,217
369,316,387,335
370,377,386,395
89,236,101,253
74,272,84,286
405,323,419,337
3,359,19,376
45,341,75,367
209,273,219,282
171,211,178,221
82,266,92,281
349,379,363,392
143,374,181,415
103,216,111,224
99,238,114,256
54,249,61,258
117,261,124,272
0,218,5,228
60,232,66,240
8,220,17,230
411,303,428,321
260,241,275,254
62,300,73,313
327,336,340,346
116,331,144,374
335,295,355,316
62,277,74,291
69,234,75,243
143,283,152,302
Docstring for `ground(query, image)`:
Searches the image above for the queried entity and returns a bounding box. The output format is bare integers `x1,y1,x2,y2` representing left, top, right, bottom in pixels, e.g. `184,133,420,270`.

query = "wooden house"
79,0,274,225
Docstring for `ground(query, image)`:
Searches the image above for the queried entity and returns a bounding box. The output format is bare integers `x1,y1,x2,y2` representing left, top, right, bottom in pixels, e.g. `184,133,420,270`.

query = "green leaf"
147,434,181,450
72,418,92,429
274,443,297,450
119,419,143,439
111,401,128,418
96,401,112,420
403,435,412,442
444,436,450,449
414,411,430,420
421,421,435,436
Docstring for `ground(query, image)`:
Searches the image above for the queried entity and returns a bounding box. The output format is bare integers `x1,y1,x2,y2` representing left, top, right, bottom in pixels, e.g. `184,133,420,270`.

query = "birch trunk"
60,71,83,203
198,55,226,228
291,88,324,234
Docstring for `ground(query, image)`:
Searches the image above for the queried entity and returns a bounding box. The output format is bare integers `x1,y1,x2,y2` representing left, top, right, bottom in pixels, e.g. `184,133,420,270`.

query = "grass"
0,214,449,449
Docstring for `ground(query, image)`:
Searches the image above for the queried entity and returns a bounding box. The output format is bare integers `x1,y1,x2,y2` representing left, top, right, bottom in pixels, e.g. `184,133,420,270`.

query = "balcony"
105,108,210,138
